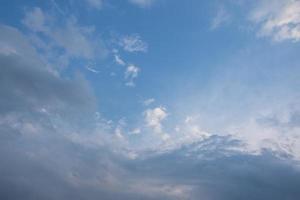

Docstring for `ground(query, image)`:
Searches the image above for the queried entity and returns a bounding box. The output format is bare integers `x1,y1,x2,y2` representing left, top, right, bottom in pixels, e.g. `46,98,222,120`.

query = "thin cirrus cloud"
114,54,126,66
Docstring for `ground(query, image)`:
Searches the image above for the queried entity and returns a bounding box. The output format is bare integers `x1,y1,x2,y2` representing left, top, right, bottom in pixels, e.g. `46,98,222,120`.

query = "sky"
0,0,300,199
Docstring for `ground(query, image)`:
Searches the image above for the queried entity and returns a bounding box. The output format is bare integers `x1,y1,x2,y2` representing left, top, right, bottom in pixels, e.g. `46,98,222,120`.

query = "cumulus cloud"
143,107,171,141
250,0,300,42
144,107,168,132
119,34,148,53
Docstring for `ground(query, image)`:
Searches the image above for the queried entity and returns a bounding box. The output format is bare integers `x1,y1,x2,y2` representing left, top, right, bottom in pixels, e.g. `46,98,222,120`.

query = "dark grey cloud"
129,137,300,200
0,54,95,114
0,23,161,200
0,25,96,114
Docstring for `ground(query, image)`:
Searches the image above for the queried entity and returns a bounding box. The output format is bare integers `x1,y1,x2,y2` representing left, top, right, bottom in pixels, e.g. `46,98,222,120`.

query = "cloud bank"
1,1,300,200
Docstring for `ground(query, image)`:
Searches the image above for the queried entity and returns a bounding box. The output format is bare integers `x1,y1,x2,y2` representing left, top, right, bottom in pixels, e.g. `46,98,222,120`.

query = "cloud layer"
1,1,300,200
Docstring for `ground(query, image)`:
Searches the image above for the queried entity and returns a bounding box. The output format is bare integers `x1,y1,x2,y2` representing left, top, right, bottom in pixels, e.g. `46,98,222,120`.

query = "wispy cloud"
144,98,155,106
210,6,231,30
22,7,107,68
250,0,300,42
85,65,100,73
119,34,148,53
125,64,140,86
114,54,126,66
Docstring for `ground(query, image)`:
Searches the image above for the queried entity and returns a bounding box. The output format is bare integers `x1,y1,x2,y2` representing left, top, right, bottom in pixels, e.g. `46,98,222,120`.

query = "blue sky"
1,0,300,199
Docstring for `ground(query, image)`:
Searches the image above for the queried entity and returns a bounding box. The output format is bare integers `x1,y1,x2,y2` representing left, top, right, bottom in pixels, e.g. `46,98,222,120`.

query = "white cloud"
144,107,168,134
144,98,155,106
152,115,211,154
250,0,300,42
114,54,126,66
125,64,140,86
129,0,155,8
224,108,300,159
85,64,100,73
113,50,141,86
119,34,148,53
182,116,211,140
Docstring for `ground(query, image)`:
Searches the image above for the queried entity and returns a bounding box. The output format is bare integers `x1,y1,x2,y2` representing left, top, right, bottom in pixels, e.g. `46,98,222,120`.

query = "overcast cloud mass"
1,0,300,199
